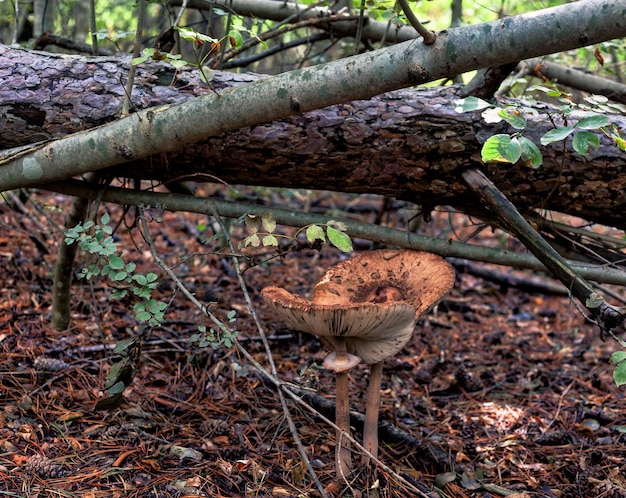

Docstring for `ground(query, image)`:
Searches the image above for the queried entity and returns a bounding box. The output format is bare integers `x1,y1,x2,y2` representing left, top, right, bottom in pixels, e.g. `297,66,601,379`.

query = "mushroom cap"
313,249,455,319
262,250,455,365
261,286,417,364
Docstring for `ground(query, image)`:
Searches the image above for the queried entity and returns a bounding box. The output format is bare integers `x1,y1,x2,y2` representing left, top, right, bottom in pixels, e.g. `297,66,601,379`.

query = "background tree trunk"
2,46,625,229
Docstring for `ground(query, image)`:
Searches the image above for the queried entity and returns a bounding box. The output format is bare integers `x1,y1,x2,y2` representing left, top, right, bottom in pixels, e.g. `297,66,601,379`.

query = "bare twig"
397,0,436,44
122,0,147,116
210,14,361,68
211,210,328,498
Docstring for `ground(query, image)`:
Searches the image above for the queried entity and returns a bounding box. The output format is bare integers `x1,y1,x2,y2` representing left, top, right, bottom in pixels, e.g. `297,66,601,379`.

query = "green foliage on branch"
64,213,166,326
455,88,626,168
241,212,353,253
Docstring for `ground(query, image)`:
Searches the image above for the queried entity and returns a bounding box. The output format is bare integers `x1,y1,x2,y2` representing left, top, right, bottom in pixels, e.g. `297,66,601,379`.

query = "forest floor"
1,186,626,498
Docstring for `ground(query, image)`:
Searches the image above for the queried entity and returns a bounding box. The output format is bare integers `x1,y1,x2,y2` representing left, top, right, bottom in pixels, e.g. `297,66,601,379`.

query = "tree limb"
462,168,625,336
1,0,624,193
42,179,626,287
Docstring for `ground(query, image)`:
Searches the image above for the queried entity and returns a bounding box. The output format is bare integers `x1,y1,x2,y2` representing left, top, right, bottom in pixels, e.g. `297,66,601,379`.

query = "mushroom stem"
362,361,383,466
334,338,352,479
335,369,352,478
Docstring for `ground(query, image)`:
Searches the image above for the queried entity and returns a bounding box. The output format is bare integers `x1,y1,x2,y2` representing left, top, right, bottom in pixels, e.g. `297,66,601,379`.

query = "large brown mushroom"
312,250,455,465
261,285,416,478
262,249,455,474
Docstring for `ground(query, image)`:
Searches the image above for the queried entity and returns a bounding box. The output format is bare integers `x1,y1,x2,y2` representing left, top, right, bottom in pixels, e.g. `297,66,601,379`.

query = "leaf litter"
1,188,626,497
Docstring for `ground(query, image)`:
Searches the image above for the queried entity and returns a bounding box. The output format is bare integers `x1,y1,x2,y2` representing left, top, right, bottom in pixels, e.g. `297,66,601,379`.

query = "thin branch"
173,0,190,27
210,13,361,68
89,0,98,55
42,180,626,288
397,0,436,44
220,33,328,70
122,0,147,116
211,210,328,498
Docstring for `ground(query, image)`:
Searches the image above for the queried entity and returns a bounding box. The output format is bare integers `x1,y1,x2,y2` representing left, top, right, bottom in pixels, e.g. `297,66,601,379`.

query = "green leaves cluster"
241,212,353,253
455,88,625,168
130,25,249,87
65,213,166,326
96,337,142,410
190,310,239,351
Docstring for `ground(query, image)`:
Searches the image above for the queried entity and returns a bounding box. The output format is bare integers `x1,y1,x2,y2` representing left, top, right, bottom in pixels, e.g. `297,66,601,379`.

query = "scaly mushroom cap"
261,286,417,364
262,250,455,365
313,249,455,319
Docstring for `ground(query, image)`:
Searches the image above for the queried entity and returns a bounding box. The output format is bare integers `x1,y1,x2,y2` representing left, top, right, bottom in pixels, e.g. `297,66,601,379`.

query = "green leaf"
168,59,187,69
175,27,217,44
517,136,543,168
481,134,521,164
200,66,215,83
242,234,260,247
612,134,626,151
245,215,260,233
540,126,574,145
306,224,326,243
111,289,128,299
262,234,278,247
131,55,150,65
125,262,136,273
327,220,348,232
585,292,604,309
109,255,124,270
575,114,610,130
108,381,128,395
104,357,129,388
453,97,492,113
133,288,151,299
261,211,276,233
135,311,152,322
114,337,137,354
326,226,353,252
613,359,626,387
146,273,158,283
133,274,147,286
228,29,243,48
499,108,527,129
113,271,128,281
572,131,600,155
100,213,110,225
611,351,626,365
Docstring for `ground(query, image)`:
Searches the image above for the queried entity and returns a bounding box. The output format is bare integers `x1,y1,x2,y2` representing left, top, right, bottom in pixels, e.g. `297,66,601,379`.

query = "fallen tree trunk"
1,45,626,229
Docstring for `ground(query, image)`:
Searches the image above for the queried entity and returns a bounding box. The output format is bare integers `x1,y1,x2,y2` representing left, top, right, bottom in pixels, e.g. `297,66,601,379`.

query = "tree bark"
2,44,625,229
